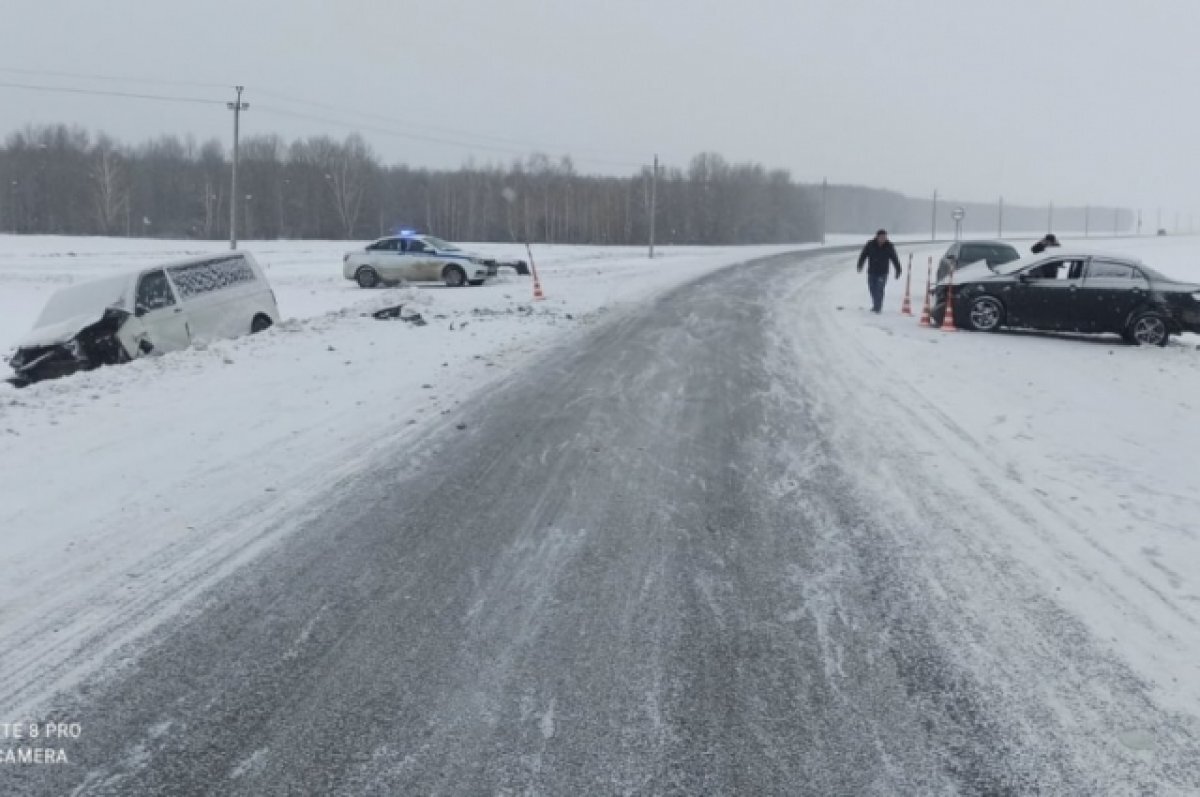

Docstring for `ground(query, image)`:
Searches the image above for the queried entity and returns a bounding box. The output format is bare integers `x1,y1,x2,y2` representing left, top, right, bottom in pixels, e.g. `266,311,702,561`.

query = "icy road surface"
7,248,1200,795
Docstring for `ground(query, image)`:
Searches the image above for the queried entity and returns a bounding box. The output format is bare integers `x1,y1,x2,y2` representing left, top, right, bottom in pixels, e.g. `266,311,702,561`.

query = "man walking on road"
857,229,903,313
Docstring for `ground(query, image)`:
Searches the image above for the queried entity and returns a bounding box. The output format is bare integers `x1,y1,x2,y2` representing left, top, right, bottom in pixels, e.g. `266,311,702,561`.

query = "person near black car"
856,229,903,313
1031,233,1060,254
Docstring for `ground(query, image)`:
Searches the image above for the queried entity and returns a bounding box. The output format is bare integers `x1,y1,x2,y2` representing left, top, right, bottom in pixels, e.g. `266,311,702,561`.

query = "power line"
253,88,550,150
0,65,231,90
0,80,225,105
252,87,643,164
0,72,645,169
255,104,642,169
0,66,644,163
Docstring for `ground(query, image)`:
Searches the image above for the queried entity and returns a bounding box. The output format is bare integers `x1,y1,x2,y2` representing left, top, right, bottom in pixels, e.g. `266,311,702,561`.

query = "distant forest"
0,124,1132,243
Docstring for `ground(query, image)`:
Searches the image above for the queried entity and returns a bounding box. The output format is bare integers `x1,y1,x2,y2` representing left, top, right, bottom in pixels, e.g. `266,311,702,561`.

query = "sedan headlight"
1192,291,1200,302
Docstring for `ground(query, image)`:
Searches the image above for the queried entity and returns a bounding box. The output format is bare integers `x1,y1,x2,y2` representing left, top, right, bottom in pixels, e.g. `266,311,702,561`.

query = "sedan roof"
993,249,1143,274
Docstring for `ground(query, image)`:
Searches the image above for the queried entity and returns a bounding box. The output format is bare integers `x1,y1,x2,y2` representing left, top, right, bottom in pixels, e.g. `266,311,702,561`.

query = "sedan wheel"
356,267,381,289
968,296,1004,332
1129,313,1169,347
443,265,466,287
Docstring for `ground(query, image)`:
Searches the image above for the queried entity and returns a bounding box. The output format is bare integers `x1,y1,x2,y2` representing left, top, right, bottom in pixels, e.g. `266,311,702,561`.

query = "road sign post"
951,206,965,241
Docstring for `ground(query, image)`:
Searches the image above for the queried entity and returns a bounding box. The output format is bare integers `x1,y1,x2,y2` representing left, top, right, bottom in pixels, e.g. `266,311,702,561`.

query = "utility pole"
820,177,828,245
227,85,248,250
1047,201,1054,232
931,189,938,241
648,154,659,259
1084,205,1090,237
997,195,1004,238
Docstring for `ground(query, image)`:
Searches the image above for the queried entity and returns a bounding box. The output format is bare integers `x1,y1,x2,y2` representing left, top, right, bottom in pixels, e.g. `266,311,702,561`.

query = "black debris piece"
371,304,427,326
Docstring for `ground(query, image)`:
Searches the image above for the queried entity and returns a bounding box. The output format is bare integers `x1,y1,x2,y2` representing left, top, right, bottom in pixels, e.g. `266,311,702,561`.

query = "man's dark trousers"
867,273,887,312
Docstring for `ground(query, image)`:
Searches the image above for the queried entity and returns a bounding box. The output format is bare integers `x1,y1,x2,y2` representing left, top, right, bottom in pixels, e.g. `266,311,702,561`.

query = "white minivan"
6,252,281,386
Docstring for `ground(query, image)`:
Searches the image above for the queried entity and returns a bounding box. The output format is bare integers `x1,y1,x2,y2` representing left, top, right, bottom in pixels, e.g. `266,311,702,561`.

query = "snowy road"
10,249,1199,795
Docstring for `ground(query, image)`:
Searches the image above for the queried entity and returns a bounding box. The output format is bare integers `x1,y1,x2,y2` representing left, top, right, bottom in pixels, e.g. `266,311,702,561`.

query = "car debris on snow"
370,303,427,325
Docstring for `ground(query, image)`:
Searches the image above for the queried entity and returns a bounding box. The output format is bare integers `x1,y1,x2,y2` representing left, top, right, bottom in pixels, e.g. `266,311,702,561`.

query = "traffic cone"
900,253,914,315
918,258,933,327
526,242,546,301
941,267,958,332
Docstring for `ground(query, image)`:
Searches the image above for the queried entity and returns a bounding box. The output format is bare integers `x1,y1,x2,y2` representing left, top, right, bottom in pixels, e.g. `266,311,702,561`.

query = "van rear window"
168,257,256,299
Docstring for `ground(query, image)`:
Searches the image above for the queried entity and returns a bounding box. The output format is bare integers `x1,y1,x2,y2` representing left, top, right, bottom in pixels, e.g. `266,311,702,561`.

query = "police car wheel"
356,267,381,288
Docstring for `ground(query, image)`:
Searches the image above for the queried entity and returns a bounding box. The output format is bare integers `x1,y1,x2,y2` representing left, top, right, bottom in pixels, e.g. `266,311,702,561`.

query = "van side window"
136,270,176,313
168,256,257,299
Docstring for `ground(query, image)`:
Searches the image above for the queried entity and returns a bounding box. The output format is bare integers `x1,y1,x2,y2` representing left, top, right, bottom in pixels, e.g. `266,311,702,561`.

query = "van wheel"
1127,312,1169,346
251,314,273,333
443,265,466,287
356,267,381,288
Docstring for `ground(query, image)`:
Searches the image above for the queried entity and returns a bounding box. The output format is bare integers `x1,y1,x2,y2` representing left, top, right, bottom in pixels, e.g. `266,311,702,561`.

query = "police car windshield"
422,236,457,251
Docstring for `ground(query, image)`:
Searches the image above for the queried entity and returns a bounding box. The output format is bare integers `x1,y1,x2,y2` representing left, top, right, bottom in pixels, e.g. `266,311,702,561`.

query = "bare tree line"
0,124,1130,243
0,125,820,244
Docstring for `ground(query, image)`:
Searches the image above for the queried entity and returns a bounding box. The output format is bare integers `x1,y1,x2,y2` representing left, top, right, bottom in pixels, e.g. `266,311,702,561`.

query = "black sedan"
931,251,1200,346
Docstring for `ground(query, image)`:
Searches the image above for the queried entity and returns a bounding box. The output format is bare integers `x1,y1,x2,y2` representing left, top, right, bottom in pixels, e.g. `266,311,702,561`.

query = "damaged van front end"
6,307,132,387
5,275,135,388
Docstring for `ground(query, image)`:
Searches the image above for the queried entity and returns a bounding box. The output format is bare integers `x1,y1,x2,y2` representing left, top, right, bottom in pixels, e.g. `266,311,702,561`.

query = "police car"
342,232,525,288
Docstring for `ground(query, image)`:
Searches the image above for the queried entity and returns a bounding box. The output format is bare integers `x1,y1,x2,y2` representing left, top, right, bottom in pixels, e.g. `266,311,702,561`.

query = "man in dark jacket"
1031,233,1060,254
856,229,903,313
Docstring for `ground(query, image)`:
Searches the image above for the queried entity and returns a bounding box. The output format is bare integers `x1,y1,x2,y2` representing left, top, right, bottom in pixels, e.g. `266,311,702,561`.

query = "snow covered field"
0,236,800,715
2,232,1198,727
810,235,1200,719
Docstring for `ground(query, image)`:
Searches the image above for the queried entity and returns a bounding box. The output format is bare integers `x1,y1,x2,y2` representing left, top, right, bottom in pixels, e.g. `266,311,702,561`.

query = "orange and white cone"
918,258,933,327
526,242,546,301
900,253,914,315
941,268,958,332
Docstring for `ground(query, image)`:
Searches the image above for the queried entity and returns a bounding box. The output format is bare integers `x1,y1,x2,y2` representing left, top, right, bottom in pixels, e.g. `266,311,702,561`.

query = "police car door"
403,238,441,281
371,238,407,282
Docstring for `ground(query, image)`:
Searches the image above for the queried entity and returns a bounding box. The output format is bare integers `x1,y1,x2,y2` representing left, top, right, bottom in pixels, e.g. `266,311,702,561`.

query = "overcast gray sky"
0,0,1195,217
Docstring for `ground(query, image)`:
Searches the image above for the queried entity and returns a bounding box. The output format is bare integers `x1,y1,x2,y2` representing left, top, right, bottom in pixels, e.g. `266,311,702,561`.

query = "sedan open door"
1003,257,1086,331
